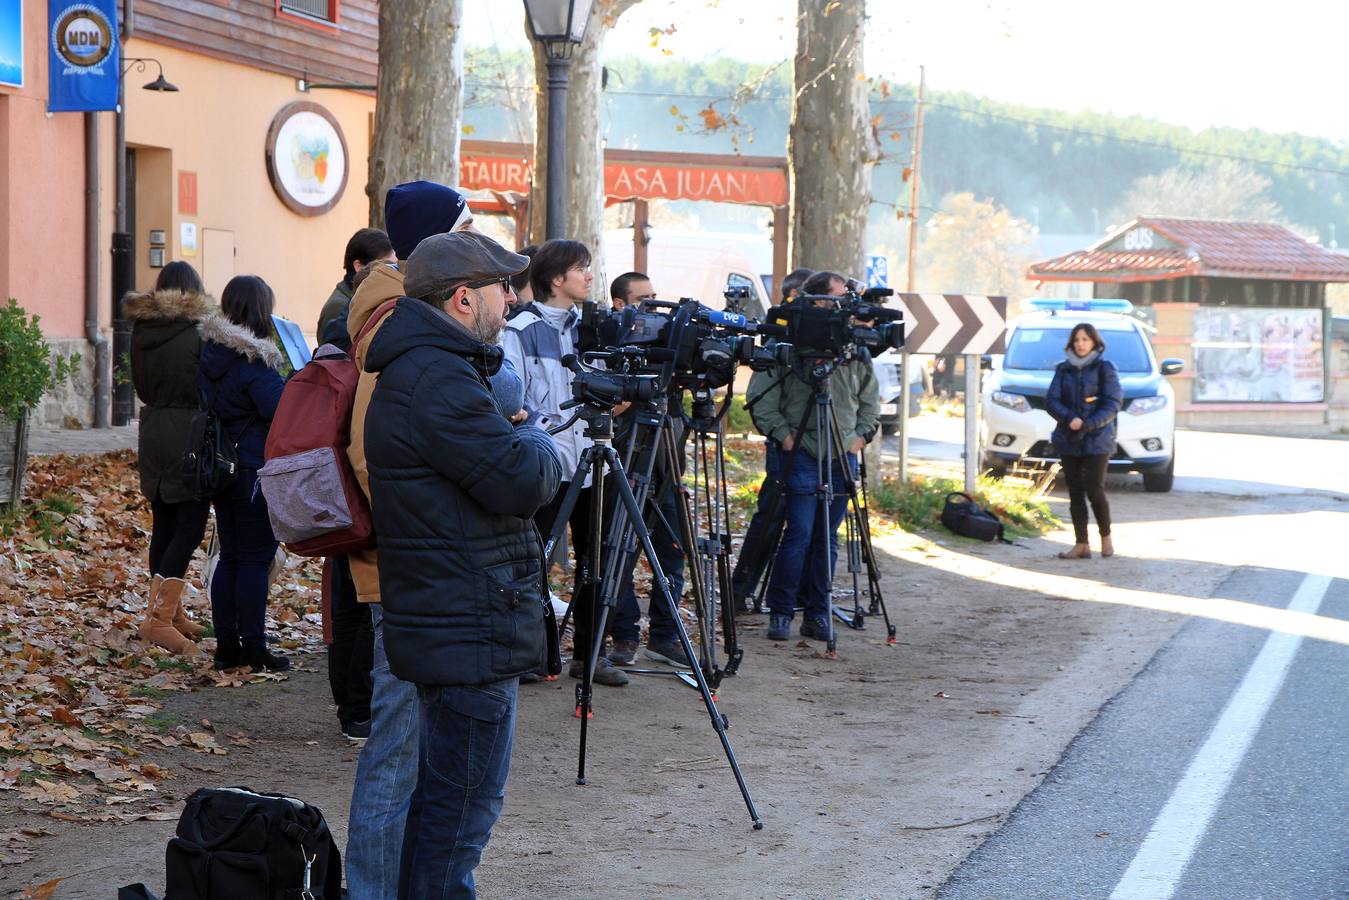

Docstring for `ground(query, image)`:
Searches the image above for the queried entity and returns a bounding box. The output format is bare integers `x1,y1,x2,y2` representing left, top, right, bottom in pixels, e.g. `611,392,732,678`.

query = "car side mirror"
980,354,993,370
1160,358,1184,376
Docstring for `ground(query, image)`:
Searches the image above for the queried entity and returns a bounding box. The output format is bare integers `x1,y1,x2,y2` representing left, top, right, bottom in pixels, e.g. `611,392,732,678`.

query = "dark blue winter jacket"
196,316,287,470
1046,354,1122,458
364,298,563,687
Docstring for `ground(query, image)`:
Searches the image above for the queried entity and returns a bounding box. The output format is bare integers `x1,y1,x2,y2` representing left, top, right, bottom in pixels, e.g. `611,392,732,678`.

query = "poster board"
1193,307,1324,403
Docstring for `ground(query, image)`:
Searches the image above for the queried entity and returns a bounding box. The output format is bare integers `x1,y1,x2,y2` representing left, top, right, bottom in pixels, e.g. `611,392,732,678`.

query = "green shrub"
0,299,80,423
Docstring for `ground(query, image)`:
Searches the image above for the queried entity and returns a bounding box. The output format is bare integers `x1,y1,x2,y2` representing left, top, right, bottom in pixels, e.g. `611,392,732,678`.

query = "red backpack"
258,300,397,557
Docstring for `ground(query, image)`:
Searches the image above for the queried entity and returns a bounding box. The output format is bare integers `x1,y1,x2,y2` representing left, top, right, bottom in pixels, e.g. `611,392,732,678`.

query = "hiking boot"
767,614,791,641
138,577,199,656
241,641,290,672
800,616,832,641
213,635,242,670
607,639,639,666
568,657,629,687
644,638,692,668
341,719,371,745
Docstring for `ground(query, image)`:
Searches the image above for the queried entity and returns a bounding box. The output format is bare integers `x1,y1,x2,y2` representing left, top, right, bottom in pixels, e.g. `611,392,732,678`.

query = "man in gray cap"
362,229,563,898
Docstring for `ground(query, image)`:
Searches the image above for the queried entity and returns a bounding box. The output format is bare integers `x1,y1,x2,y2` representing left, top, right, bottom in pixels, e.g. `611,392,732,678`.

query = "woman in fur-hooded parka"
126,262,215,656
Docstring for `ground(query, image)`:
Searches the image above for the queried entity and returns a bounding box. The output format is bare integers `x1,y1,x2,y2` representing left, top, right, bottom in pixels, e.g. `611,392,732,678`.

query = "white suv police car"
980,299,1183,492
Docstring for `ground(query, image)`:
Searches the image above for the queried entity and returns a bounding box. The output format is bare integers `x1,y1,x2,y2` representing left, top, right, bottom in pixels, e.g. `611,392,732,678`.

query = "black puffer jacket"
364,298,563,686
125,288,214,503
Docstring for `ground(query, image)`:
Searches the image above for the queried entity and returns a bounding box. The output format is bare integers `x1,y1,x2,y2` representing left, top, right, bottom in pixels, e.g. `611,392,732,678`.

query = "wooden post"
633,199,649,275
771,205,788,305
898,66,926,483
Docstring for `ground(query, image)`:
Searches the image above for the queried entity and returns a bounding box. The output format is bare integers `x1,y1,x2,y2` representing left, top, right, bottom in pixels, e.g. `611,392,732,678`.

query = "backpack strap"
352,298,400,351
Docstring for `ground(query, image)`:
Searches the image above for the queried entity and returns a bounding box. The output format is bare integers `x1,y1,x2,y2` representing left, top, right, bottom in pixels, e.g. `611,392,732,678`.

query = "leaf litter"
0,451,325,864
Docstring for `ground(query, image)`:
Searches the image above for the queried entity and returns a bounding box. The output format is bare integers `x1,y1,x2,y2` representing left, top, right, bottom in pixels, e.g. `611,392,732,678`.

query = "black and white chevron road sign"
895,294,1008,355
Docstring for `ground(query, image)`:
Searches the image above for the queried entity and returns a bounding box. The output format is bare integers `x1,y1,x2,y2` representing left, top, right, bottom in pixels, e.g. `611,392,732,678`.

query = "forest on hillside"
463,49,1349,248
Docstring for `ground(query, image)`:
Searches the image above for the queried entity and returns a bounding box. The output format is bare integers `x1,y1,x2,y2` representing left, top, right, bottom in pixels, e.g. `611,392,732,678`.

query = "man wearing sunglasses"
363,230,562,898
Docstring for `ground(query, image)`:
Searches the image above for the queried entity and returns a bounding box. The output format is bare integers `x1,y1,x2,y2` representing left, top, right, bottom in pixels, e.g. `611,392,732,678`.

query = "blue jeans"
210,471,278,643
763,449,856,620
346,606,420,900
612,482,685,645
398,678,519,900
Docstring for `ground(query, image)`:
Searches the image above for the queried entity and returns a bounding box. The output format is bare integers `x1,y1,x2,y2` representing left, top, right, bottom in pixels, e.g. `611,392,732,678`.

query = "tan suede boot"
170,578,206,640
138,577,199,656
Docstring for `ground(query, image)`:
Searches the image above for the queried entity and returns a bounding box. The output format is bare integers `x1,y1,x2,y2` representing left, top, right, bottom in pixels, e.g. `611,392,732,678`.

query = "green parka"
745,356,881,460
125,288,216,504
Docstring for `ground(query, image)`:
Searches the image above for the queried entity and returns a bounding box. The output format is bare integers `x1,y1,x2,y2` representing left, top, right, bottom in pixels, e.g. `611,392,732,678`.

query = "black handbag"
165,786,342,899
181,389,254,499
940,492,1012,544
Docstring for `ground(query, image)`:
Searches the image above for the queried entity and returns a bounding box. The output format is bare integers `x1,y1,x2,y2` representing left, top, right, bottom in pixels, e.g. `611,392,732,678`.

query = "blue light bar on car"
1028,298,1134,314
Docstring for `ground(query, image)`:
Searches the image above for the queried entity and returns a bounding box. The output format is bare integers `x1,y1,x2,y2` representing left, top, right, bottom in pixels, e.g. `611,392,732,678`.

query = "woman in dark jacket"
127,261,214,656
1046,323,1123,560
197,275,289,671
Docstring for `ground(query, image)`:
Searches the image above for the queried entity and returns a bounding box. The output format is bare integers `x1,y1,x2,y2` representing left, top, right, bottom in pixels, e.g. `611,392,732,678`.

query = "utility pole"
898,65,926,482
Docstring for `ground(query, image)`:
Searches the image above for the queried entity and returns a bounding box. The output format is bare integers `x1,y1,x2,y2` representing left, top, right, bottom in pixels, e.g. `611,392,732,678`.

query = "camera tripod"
739,357,897,651
542,402,764,829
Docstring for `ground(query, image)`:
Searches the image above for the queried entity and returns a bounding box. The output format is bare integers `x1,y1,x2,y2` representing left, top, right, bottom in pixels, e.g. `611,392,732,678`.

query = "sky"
468,0,1349,144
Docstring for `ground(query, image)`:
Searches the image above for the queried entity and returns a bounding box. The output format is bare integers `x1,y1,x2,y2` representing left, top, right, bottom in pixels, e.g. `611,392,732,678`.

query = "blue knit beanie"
384,181,473,260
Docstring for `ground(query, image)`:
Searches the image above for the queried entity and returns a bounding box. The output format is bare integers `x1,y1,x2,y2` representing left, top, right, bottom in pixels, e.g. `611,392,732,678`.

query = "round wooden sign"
264,101,350,217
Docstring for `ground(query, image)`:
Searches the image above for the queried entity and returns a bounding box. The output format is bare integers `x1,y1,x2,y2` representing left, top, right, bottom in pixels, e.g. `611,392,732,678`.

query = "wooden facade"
123,0,378,86
1094,277,1326,309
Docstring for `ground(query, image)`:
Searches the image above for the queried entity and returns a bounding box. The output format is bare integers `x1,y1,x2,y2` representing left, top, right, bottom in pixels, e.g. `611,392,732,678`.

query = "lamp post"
523,0,593,240
112,58,178,425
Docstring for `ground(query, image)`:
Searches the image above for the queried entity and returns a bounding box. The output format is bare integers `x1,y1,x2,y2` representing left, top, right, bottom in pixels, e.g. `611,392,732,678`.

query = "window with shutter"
279,0,337,24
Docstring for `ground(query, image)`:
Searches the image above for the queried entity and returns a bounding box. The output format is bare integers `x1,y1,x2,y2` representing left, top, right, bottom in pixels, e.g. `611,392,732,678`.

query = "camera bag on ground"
941,492,1013,544
181,391,253,499
257,300,396,557
164,786,341,899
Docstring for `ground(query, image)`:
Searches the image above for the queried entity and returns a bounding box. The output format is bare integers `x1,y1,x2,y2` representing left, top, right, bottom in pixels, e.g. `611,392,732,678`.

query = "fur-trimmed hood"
124,288,215,322
198,314,285,374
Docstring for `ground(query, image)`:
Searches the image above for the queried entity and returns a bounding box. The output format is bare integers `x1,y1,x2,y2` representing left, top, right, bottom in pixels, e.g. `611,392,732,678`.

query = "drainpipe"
85,112,111,429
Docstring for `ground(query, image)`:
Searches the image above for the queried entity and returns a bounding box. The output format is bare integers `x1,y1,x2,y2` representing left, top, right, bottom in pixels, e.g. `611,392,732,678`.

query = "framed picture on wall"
0,0,23,89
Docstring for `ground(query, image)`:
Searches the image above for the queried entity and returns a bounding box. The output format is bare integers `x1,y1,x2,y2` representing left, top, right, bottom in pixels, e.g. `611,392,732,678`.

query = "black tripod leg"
576,453,608,785
544,468,594,641
606,447,764,830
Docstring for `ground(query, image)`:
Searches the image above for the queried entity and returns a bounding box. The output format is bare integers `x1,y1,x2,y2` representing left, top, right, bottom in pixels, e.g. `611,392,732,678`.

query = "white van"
602,228,773,318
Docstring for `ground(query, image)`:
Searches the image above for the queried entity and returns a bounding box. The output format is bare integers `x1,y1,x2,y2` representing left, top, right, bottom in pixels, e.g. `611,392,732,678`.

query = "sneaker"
644,638,692,668
607,639,639,666
241,641,290,672
341,719,371,745
767,614,791,641
568,657,629,687
800,616,832,641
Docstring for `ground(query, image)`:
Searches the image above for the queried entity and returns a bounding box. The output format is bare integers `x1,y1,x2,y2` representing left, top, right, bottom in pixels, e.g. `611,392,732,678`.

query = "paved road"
888,416,1349,498
938,566,1349,900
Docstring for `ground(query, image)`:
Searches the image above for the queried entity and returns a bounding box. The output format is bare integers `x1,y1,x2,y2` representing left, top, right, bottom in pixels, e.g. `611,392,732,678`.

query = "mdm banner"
47,0,119,112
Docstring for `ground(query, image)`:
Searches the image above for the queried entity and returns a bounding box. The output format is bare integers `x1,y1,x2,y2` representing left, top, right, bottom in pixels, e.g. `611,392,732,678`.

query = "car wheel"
981,455,1008,479
1142,455,1175,493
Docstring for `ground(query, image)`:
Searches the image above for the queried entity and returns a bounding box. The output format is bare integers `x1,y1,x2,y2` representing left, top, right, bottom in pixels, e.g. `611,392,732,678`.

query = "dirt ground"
3,477,1329,899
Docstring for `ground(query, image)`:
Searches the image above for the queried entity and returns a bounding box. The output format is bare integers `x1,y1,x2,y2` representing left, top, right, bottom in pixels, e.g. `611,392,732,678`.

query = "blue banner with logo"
47,0,120,111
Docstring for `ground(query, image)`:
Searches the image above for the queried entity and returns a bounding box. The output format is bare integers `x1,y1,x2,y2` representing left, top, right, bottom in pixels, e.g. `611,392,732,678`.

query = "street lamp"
111,58,177,425
523,0,593,240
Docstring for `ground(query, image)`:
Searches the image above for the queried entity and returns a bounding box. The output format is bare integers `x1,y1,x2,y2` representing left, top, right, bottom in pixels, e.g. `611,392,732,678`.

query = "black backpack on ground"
164,786,342,899
941,492,1013,544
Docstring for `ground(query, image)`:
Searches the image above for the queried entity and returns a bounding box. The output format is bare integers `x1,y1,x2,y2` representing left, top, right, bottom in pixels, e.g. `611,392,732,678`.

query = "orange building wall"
121,38,375,336
0,0,93,339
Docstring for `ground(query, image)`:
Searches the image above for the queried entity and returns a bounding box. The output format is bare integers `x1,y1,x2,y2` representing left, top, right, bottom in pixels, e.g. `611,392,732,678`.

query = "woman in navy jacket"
197,275,289,671
1046,323,1122,559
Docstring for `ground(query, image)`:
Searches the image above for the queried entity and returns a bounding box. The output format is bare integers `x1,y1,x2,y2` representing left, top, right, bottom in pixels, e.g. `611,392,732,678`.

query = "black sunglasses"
460,276,513,294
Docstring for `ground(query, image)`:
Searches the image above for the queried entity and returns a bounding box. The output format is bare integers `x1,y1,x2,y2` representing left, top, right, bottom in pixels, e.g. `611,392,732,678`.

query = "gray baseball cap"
403,231,529,300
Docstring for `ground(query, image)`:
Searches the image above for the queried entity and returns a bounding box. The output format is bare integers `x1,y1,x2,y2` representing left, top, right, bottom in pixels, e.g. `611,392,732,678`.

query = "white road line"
1110,573,1334,900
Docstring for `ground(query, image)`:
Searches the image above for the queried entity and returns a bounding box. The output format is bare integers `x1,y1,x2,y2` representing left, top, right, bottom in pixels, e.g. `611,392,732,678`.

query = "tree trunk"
788,0,879,277
367,0,465,229
527,0,640,298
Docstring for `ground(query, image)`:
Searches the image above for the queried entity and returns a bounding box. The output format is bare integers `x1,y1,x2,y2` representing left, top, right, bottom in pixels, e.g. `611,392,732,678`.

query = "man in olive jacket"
745,272,880,643
364,230,561,898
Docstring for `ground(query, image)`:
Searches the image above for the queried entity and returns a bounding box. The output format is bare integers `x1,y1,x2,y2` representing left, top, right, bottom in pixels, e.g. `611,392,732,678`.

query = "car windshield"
1004,326,1153,373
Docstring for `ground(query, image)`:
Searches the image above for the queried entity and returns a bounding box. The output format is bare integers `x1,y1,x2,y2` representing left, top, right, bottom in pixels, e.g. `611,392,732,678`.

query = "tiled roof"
1029,217,1349,283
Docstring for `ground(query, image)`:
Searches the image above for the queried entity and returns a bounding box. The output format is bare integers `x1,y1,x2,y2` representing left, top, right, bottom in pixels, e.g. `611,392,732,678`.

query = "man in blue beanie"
343,180,523,900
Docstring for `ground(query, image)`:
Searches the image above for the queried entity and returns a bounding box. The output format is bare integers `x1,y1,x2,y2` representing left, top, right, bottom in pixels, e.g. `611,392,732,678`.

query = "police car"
980,299,1184,492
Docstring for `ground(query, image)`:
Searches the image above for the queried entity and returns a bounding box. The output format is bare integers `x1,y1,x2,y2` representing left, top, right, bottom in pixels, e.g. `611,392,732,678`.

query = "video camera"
767,287,904,360
578,296,791,393
562,349,660,410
